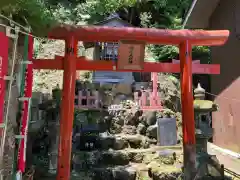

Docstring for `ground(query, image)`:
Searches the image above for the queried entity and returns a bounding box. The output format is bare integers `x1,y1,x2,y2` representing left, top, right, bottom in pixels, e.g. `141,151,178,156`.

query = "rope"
205,91,240,103
0,25,19,173
12,35,29,180
0,23,47,41
0,14,32,32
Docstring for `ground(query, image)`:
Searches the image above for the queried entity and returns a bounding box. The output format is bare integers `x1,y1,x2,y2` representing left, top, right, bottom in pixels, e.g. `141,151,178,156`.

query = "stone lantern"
193,83,224,178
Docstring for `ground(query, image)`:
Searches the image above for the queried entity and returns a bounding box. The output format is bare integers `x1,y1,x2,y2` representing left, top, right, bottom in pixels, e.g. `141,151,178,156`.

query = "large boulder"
112,166,136,180
125,135,143,149
99,132,115,150
113,117,124,126
100,151,130,166
111,123,123,134
141,137,150,149
145,111,157,126
157,74,181,111
146,124,158,139
113,137,128,150
92,167,113,180
128,152,144,163
92,166,136,180
124,112,139,126
137,123,147,135
122,125,137,135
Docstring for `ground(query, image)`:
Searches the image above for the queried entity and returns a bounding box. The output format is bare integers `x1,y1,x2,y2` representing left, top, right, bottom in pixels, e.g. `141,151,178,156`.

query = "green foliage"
0,0,55,35
137,0,210,62
0,0,210,62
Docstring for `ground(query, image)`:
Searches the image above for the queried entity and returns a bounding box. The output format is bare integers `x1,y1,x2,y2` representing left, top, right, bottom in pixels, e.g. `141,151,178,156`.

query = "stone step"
91,165,137,180
73,150,130,168
74,133,158,151
72,146,182,169
77,132,181,151
72,163,183,180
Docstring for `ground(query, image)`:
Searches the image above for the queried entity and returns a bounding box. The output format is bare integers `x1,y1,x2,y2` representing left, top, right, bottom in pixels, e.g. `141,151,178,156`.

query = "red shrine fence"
74,88,162,110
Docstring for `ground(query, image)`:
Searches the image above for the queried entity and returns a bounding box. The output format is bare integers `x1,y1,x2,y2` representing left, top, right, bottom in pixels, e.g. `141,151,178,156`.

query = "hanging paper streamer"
0,32,9,135
17,35,33,173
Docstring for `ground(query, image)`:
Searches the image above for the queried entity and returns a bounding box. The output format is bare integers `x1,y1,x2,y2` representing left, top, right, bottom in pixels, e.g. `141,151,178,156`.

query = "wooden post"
151,72,158,106
150,72,160,106
57,36,77,180
179,40,197,180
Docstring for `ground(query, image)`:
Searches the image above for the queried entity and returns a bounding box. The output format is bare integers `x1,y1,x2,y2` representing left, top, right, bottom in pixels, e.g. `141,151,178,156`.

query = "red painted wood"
0,32,8,136
75,90,100,109
180,41,197,179
57,37,77,180
151,72,158,106
180,42,195,144
47,24,229,46
32,58,220,74
134,90,162,110
18,35,34,173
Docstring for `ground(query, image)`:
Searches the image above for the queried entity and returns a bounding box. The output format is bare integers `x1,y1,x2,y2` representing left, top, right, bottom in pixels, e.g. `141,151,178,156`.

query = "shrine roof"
47,24,229,46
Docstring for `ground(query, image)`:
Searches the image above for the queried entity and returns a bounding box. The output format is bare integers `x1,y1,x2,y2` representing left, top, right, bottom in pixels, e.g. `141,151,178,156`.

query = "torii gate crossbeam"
32,25,229,180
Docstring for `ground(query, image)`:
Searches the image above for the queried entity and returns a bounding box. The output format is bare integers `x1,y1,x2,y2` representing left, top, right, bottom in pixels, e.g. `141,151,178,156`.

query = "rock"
124,113,139,126
146,124,158,139
99,132,115,150
112,166,136,180
113,137,128,150
147,161,182,180
122,125,137,135
114,117,124,126
101,151,130,166
92,166,136,180
175,112,182,125
128,152,144,163
92,167,113,180
157,150,176,165
137,123,146,135
125,135,142,149
73,150,131,169
152,171,181,180
157,109,176,119
111,123,123,134
145,111,157,126
138,115,146,125
72,151,101,170
143,153,156,164
141,137,150,149
146,137,157,145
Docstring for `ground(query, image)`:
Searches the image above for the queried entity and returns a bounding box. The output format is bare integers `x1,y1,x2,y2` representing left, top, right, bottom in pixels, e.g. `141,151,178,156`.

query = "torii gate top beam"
48,24,229,46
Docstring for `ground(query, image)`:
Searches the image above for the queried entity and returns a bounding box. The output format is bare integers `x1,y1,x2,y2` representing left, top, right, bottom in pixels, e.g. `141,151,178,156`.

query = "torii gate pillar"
180,41,196,179
57,36,77,179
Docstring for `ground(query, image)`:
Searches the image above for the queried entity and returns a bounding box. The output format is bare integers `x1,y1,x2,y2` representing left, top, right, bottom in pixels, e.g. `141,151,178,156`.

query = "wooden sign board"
117,40,145,70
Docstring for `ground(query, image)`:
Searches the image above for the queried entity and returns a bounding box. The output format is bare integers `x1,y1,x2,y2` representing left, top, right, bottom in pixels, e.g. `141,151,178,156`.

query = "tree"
0,0,210,63
0,0,55,35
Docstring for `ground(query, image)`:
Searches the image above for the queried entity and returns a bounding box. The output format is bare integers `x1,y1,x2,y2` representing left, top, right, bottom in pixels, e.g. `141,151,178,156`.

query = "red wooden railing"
74,88,162,111
134,89,162,111
75,90,100,109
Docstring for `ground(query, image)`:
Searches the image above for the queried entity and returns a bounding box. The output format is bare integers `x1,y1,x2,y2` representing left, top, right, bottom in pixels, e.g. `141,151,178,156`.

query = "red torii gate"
32,24,229,180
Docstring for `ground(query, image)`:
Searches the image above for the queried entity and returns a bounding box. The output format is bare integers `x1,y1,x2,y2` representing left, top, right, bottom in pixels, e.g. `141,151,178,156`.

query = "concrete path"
207,142,240,175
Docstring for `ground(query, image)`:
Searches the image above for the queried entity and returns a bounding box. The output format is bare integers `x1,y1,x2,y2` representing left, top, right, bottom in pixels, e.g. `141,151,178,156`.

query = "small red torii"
32,24,229,180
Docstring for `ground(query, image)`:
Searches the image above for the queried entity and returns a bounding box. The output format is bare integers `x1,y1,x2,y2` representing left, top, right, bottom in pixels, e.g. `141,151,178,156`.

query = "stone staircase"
71,133,183,180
